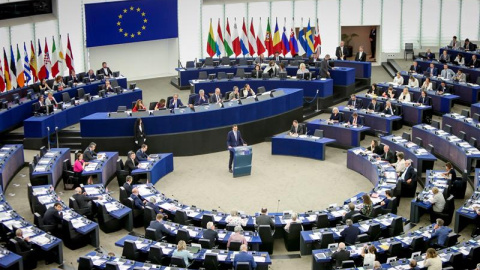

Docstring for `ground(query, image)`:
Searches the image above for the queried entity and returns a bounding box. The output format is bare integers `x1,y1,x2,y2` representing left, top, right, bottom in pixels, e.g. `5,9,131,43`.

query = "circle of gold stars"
117,6,147,38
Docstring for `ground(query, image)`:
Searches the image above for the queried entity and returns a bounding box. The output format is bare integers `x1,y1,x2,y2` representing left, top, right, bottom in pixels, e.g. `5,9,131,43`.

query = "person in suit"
383,100,396,115
203,221,219,246
228,86,240,101
256,208,274,231
83,142,97,162
169,94,184,109
366,83,378,95
408,76,419,88
146,197,161,214
73,187,101,216
417,90,431,106
320,54,332,78
14,229,32,252
104,80,114,92
124,151,138,174
410,61,422,73
380,190,394,209
453,69,466,82
273,52,283,63
98,62,113,77
67,70,79,86
426,63,438,77
227,124,246,173
341,219,361,245
308,54,320,66
367,140,383,155
329,107,343,123
369,27,376,59
347,94,363,109
398,87,412,102
401,159,417,186
331,242,351,268
335,41,347,60
240,84,255,98
234,244,257,269
43,203,63,234
367,98,382,112
430,218,449,246
134,118,146,149
468,55,480,68
195,89,209,105
263,60,278,78
393,72,404,85
87,69,96,81
449,36,460,48
36,95,46,114
342,203,359,222
439,50,451,63
463,38,475,51
347,112,363,126
355,46,367,62
254,54,265,65
130,188,145,210
435,80,449,94
135,144,149,162
380,145,395,163
289,120,305,136
382,87,395,99
251,64,262,78
440,64,455,79
210,88,223,104
148,213,169,241
123,176,133,196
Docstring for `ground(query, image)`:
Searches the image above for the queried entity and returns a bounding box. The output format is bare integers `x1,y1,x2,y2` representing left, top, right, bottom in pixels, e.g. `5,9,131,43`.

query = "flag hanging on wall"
306,19,315,57
0,58,5,92
3,48,11,90
66,34,75,73
16,44,24,88
265,18,273,57
23,43,31,85
314,18,322,54
297,19,307,56
240,18,249,56
289,18,299,56
281,19,290,56
51,36,60,77
37,39,44,80
38,38,51,80
9,46,17,89
215,19,225,57
248,18,257,56
272,18,281,55
232,19,241,57
29,41,38,82
206,19,216,57
224,19,234,57
256,19,265,56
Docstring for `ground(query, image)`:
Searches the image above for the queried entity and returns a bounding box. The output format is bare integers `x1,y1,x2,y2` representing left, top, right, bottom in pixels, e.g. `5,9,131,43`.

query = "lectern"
231,146,252,178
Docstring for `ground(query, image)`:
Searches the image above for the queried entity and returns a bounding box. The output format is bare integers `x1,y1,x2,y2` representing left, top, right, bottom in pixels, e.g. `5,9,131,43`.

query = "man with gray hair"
146,197,161,214
233,244,257,269
430,218,449,247
195,89,208,106
284,212,302,232
331,242,350,268
227,225,247,248
256,208,274,230
476,263,480,270
341,219,361,245
202,221,218,246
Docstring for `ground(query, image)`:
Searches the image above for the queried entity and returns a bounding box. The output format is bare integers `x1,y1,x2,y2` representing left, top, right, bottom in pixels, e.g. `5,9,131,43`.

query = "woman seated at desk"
296,63,310,79
421,77,433,91
172,240,193,266
366,83,377,95
393,152,406,175
366,139,383,155
154,99,166,110
398,87,412,102
328,107,343,123
240,84,255,98
251,64,262,78
53,75,66,91
393,72,404,85
132,99,146,112
277,63,287,75
263,60,278,78
39,78,52,93
408,76,419,88
74,153,93,185
454,53,464,66
382,87,395,99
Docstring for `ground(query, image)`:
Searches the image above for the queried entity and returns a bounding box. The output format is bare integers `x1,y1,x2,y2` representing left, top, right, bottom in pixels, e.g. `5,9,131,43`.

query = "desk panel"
271,134,336,160
442,114,480,146
0,145,24,190
472,103,480,117
31,148,70,187
339,106,402,134
306,119,370,148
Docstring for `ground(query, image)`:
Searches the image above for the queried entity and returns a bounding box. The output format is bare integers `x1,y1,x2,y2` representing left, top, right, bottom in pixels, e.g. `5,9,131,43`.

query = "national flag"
29,41,38,82
256,18,266,56
58,36,66,75
215,19,225,57
240,18,249,56
264,18,273,57
314,18,322,54
37,39,44,80
65,34,75,73
289,18,299,56
38,38,52,80
51,36,59,77
206,19,216,57
23,43,32,84
281,19,290,56
9,46,17,89
0,58,5,92
16,45,25,88
248,18,257,56
297,19,307,56
232,19,241,57
272,18,281,55
224,19,234,57
3,49,11,90
306,19,315,57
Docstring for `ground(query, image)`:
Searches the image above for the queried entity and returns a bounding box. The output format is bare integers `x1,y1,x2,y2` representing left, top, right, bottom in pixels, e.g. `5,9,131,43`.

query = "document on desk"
34,165,47,172
188,230,198,237
423,125,436,130
84,163,98,172
44,151,58,158
254,256,266,262
331,209,347,217
71,218,87,229
187,211,200,218
30,234,51,246
245,236,252,242
315,253,327,259
32,187,49,196
134,241,149,250
214,215,223,222
2,219,23,230
92,256,107,266
218,232,227,240
309,233,321,240
118,264,132,270
105,202,119,212
84,187,99,195
38,158,52,165
21,226,37,238
138,162,149,170
0,211,13,221
159,202,180,211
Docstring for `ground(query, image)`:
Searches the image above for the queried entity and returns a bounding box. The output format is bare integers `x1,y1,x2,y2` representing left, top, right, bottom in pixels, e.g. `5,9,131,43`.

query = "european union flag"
85,0,178,48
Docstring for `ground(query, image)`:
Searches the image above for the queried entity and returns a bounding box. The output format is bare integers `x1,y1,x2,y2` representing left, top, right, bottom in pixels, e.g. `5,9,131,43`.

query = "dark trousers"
229,150,234,169
371,41,376,58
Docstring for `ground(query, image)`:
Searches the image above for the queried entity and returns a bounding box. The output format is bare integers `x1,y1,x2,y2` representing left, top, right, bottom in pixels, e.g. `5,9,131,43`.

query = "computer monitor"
83,77,90,84
96,74,105,80
129,83,136,90
244,73,252,79
0,99,7,109
46,104,54,114
57,102,64,110
62,92,71,103
117,106,127,112
26,89,34,100
279,72,287,80
113,71,120,77
227,73,234,80
84,93,91,102
208,74,216,80
110,79,119,88
262,73,270,80
98,90,106,98
114,86,122,94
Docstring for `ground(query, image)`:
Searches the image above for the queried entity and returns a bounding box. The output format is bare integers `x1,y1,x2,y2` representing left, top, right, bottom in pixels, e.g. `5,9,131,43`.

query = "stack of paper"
84,163,98,172
253,256,266,262
30,234,50,245
71,218,87,229
32,187,49,196
138,162,149,169
105,202,119,212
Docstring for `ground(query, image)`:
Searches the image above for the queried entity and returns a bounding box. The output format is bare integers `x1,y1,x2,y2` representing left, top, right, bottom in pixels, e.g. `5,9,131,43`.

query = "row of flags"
0,35,75,92
206,17,321,58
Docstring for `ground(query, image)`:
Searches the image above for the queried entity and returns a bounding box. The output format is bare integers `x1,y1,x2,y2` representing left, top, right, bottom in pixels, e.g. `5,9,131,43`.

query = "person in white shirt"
393,72,404,85
263,60,278,78
226,210,246,227
361,245,377,267
429,187,446,213
393,152,406,174
454,53,464,65
440,65,455,80
408,76,419,88
448,36,460,48
424,248,442,270
421,77,433,91
398,87,411,102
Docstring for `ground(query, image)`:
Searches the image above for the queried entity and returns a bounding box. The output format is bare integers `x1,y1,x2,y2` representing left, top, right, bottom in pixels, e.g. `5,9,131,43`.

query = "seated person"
284,212,303,232
39,78,52,93
14,228,32,252
449,36,460,48
277,62,287,75
367,98,382,112
99,62,113,77
228,86,240,100
67,70,79,85
73,153,93,185
382,87,395,99
341,219,360,245
426,63,438,77
135,144,149,162
347,112,363,126
430,218,449,246
148,213,169,240
123,176,134,196
104,80,114,92
453,69,466,82
296,63,310,79
227,226,248,248
398,87,411,102
355,46,367,62
454,53,464,65
210,88,223,104
132,99,146,112
172,240,193,266
463,38,475,51
289,120,305,136
124,151,138,174
329,107,343,123
367,140,383,155
436,81,450,94
331,242,350,268
43,203,64,234
468,55,480,68
360,194,373,217
380,190,393,209
154,99,166,110
342,203,359,222
234,244,257,269
440,64,455,79
87,69,96,81
72,187,101,215
146,197,161,214
425,48,434,60
251,64,262,78
439,50,451,63
383,100,396,115
195,90,209,105
393,152,406,175
408,76,419,88
380,145,396,163
393,72,404,85
130,187,146,210
240,84,255,98
421,77,434,91
366,83,377,95
53,75,66,90
169,94,184,109
263,60,278,77
226,210,247,227
203,222,219,246
36,95,46,113
45,92,58,107
410,61,422,73
83,142,97,162
417,90,431,105
254,53,265,65
347,94,363,109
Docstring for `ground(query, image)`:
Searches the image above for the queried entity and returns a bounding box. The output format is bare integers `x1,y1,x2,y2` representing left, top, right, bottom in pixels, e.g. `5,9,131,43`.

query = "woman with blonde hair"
423,248,442,269
172,240,193,265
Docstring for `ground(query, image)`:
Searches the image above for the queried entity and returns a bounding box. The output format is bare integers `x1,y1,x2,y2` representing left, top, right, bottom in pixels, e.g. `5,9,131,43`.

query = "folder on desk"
315,253,327,259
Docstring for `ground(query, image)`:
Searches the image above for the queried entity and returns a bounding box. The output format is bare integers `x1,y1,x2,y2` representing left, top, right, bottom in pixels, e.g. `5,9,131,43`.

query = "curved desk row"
0,145,24,190
0,78,127,134
472,102,480,117
80,88,304,156
306,119,370,148
31,148,71,188
454,169,480,233
346,148,398,187
81,152,119,186
439,48,480,65
271,134,336,161
442,113,480,148
339,106,402,135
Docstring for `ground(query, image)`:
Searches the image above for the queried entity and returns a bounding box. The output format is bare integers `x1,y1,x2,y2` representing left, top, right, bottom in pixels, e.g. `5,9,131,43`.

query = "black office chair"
229,241,242,251
258,225,274,254
443,124,452,134
39,146,47,157
148,101,157,110
204,253,220,270
465,245,480,269
473,113,480,122
226,224,236,231
204,57,214,66
235,262,251,270
448,252,463,269
77,88,85,100
105,262,120,270
355,233,369,244
78,256,93,270
413,137,423,147
470,137,477,148
62,92,71,103
402,132,411,141
201,214,214,229
148,245,164,265
367,223,381,241
143,206,156,229
410,236,425,254
217,72,226,80
283,223,303,251
257,86,266,93
314,213,329,229
175,228,191,244
170,255,187,268
387,242,402,258
313,129,324,138
119,186,129,205
27,183,34,213
370,205,383,218
34,212,55,234
174,210,191,225
199,238,213,249
69,197,91,217
97,203,122,233
116,159,129,187
385,197,398,215
431,120,440,129
33,154,40,165
61,219,89,249
236,68,245,78
126,197,144,228
239,58,247,66
145,227,157,241
122,240,140,261
62,159,79,189
341,260,355,268
198,71,208,80
319,231,334,249
351,213,364,223
8,238,37,269
425,144,434,154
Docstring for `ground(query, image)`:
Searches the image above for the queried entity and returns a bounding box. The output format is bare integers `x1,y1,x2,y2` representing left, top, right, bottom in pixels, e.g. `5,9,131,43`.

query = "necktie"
353,101,356,107
353,117,356,125
234,132,237,142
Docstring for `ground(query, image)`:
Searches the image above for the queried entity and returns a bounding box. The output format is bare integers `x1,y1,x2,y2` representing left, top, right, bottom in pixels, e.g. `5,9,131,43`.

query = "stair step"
381,62,396,77
387,59,403,75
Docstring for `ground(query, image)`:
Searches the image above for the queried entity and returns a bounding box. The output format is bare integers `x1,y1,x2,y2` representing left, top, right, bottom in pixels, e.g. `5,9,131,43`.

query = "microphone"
218,205,227,213
276,200,280,213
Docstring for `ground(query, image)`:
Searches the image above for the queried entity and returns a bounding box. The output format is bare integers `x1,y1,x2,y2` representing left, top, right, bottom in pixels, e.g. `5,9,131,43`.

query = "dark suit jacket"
382,150,396,163
83,148,97,162
256,214,275,230
331,249,351,268
136,149,148,162
343,210,360,222
355,52,367,62
210,93,223,103
347,99,363,109
88,73,96,80
43,207,63,226
203,228,219,244
195,95,209,106
146,202,160,214
320,59,331,78
335,46,347,60
290,125,305,135
367,102,382,112
436,84,450,93
67,75,79,83
410,65,422,73
348,116,363,126
227,130,245,148
425,52,434,60
468,59,480,68
72,193,95,209
251,70,262,78
439,54,450,62
464,43,475,51
169,98,184,109
98,67,113,77
402,166,416,182
340,225,361,245
130,194,144,209
234,252,257,269
14,236,31,252
427,67,438,76
124,158,138,174
417,96,432,105
383,106,396,115
123,183,133,196
134,122,145,144
329,113,343,122
149,220,169,240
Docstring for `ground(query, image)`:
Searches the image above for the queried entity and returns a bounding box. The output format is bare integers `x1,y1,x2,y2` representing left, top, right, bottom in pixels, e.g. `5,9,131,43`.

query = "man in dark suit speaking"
98,62,113,77
227,124,247,173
